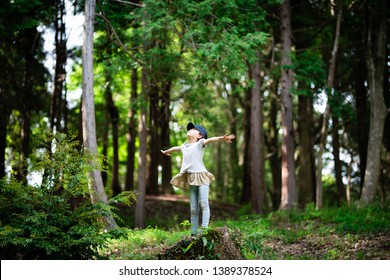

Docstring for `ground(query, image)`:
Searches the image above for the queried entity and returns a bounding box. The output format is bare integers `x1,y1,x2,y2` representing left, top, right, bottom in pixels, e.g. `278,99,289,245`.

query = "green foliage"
225,203,390,259
100,227,186,260
293,50,326,96
98,202,390,260
320,203,390,234
0,179,106,259
0,133,131,259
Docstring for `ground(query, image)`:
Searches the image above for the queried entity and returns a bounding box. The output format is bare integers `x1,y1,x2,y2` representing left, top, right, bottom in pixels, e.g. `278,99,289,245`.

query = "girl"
161,122,235,235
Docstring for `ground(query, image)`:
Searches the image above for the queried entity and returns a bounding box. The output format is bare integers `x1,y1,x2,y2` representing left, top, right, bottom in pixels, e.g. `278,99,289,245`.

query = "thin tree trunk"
17,28,36,184
249,54,266,214
279,0,296,210
104,70,121,196
332,113,346,204
19,108,31,184
125,68,138,191
216,142,223,200
360,0,387,205
316,4,342,210
298,95,315,209
0,101,7,179
227,80,240,203
136,68,148,229
147,86,159,195
102,107,109,187
50,0,67,133
264,74,282,210
82,0,117,229
354,55,369,191
160,81,173,194
241,87,252,203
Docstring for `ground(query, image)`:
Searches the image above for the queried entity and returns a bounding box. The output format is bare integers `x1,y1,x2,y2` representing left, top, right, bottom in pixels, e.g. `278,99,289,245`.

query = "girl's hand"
222,134,235,143
161,150,171,156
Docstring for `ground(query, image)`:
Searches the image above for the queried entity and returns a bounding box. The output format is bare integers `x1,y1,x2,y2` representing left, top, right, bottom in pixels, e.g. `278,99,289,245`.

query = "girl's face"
187,128,202,140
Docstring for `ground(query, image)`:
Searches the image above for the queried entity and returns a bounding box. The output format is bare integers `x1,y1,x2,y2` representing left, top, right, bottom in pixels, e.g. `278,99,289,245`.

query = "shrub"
0,133,124,259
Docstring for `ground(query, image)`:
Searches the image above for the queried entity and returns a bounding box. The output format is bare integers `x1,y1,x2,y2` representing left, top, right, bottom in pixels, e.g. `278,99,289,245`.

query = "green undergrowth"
100,202,390,260
98,227,187,260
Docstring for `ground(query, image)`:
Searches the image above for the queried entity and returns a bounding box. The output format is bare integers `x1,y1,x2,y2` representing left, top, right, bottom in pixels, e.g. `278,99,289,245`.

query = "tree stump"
158,226,243,260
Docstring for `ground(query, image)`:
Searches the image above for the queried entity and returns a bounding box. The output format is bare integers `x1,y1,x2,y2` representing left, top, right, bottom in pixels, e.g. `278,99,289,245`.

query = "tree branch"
96,13,144,66
111,0,144,8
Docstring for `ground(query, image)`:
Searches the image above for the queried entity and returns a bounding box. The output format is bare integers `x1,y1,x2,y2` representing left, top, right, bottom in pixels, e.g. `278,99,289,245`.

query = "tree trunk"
316,4,342,210
82,0,117,229
298,95,315,209
0,100,7,179
227,80,240,203
102,106,109,187
264,78,282,210
292,1,317,209
332,113,346,204
147,86,160,195
360,0,387,205
50,0,67,133
279,0,296,210
241,87,252,203
160,81,173,194
125,68,138,191
17,28,37,184
215,142,223,200
104,70,121,196
136,68,148,229
353,48,369,191
249,54,266,214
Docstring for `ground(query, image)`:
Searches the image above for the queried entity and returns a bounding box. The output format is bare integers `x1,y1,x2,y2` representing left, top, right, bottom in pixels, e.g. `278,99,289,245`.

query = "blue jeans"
190,185,210,235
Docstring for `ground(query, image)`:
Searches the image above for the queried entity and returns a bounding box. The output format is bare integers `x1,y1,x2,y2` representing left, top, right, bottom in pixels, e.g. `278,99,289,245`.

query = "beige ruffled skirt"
170,172,215,190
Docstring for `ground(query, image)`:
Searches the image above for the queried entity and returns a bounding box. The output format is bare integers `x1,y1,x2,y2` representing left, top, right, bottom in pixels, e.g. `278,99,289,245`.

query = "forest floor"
109,195,390,260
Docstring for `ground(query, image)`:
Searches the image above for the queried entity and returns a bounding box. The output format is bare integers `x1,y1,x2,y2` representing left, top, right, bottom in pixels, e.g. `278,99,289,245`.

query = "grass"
98,227,188,260
99,202,390,260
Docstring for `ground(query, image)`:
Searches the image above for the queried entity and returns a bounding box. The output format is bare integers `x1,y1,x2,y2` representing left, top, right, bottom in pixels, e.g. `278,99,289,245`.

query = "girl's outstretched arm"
203,134,235,146
161,146,181,156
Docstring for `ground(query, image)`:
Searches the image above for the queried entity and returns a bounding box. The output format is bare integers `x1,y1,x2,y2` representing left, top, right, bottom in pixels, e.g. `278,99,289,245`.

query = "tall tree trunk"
332,111,346,204
136,68,148,229
214,82,225,201
125,68,138,191
360,0,387,205
160,81,173,194
104,70,121,196
0,99,7,179
19,107,31,184
43,1,67,191
215,142,223,200
279,0,296,210
354,53,369,190
82,0,117,229
50,0,67,133
241,87,252,203
102,107,109,187
249,54,266,214
293,5,316,210
228,80,240,203
147,86,159,195
298,95,315,208
268,85,282,210
17,28,37,184
315,4,342,210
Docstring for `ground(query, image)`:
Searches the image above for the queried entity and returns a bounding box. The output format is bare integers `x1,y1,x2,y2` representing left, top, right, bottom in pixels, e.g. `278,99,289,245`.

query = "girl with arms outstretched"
161,122,235,235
